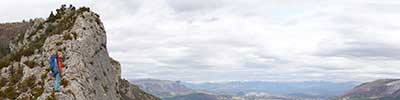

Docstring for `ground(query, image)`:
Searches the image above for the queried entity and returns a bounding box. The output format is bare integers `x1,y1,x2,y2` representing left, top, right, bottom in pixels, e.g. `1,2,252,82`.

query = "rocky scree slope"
337,79,400,100
0,5,159,100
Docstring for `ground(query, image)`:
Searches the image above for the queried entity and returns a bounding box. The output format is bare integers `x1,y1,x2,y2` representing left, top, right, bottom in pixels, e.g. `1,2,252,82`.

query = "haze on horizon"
2,0,400,83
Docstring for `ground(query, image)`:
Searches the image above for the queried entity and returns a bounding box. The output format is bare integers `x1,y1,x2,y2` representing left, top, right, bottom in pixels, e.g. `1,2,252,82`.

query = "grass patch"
3,86,19,99
10,65,23,85
17,74,36,92
24,60,39,68
21,74,36,88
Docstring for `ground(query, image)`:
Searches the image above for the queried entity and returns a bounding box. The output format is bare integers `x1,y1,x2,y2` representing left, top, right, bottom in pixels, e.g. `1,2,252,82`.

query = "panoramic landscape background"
1,0,400,100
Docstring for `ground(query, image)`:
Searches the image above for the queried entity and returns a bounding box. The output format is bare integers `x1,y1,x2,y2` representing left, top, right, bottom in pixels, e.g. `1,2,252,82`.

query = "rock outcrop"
337,79,400,100
0,5,160,100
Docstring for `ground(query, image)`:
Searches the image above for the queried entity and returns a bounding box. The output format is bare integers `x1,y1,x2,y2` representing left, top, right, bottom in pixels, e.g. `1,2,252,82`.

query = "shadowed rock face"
0,22,31,58
337,79,400,100
0,5,159,100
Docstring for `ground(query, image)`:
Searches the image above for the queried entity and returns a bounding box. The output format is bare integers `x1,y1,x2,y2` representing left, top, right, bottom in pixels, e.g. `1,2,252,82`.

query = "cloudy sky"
2,0,400,83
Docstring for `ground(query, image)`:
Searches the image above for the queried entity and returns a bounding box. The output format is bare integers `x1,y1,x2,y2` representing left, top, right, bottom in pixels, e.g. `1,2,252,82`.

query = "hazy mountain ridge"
184,81,356,98
0,5,159,100
131,79,357,100
130,79,194,98
337,79,400,100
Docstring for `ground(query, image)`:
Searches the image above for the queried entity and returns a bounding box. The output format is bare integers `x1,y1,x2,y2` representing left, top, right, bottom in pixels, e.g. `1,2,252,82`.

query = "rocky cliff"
0,22,30,57
337,79,400,100
0,5,160,100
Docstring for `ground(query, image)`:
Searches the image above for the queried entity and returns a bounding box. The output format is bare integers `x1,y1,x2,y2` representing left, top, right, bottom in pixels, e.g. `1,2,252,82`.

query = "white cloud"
2,0,400,83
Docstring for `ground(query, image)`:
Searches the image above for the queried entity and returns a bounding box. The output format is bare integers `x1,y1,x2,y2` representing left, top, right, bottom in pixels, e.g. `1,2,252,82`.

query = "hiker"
49,51,63,92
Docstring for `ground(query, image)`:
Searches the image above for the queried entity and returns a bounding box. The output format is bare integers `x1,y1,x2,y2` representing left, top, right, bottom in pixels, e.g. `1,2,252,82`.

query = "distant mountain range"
130,79,357,100
163,93,222,100
337,79,400,100
183,81,356,99
130,79,195,98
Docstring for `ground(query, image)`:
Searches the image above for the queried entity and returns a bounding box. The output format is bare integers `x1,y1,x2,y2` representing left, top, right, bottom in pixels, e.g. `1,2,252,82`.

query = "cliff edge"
0,5,160,100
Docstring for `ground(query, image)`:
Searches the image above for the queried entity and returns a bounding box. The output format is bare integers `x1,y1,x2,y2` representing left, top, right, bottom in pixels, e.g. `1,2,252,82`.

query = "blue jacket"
50,55,60,77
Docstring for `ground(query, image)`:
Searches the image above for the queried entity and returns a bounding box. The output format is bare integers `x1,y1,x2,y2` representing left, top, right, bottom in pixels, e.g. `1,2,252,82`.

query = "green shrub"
0,91,4,99
77,7,90,14
54,5,67,20
4,87,19,99
10,65,23,85
27,23,44,40
0,34,46,70
24,60,38,68
0,57,11,69
95,17,102,25
0,77,7,87
31,87,44,99
109,57,119,65
21,74,36,88
45,91,56,100
47,11,56,22
41,71,48,81
45,24,56,33
56,41,63,46
38,80,44,87
16,74,35,93
63,34,73,40
10,50,23,62
45,67,51,73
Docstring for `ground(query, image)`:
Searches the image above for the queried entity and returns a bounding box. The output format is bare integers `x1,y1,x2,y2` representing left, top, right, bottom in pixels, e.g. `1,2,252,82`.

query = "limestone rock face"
0,5,160,100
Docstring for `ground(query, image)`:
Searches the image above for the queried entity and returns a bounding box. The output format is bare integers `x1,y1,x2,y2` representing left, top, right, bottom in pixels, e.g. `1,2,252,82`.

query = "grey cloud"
166,0,223,13
319,42,400,59
3,0,400,83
